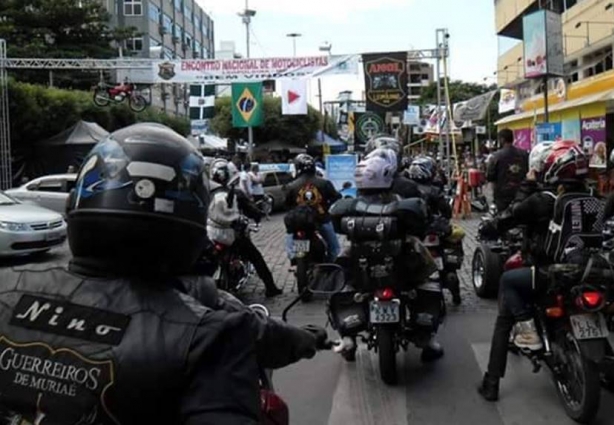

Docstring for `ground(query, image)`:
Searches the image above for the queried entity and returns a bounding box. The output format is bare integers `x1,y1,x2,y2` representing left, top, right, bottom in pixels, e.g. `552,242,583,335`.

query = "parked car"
0,191,67,257
261,170,294,211
6,173,77,214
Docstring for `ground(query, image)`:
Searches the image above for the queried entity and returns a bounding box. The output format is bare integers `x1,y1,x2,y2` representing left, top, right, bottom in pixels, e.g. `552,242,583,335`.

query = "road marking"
328,347,407,425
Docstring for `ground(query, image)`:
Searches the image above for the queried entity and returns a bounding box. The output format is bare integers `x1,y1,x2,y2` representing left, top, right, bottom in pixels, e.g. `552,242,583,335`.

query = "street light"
319,41,332,56
286,33,302,57
237,1,256,59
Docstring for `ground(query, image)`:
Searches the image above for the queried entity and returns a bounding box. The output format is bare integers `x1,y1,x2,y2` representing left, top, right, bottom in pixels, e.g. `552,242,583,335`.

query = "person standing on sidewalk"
486,129,528,212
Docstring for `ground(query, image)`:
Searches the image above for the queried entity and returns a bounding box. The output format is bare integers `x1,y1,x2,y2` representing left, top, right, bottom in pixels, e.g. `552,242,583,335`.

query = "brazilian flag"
231,82,263,128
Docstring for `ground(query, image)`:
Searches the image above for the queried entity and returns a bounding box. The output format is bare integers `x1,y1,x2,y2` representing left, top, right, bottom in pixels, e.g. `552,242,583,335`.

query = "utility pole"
239,0,256,159
287,33,302,57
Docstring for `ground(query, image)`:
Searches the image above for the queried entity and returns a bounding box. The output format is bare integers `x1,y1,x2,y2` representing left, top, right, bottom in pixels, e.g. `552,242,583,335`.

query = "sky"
196,0,499,104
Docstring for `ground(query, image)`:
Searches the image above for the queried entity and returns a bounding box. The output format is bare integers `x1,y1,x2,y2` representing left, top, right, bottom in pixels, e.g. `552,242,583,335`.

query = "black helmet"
365,134,400,155
67,123,210,275
295,154,316,176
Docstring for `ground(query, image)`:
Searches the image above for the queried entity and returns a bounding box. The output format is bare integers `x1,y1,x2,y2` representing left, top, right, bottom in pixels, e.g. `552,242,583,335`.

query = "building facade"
102,0,215,117
408,61,434,103
495,0,614,154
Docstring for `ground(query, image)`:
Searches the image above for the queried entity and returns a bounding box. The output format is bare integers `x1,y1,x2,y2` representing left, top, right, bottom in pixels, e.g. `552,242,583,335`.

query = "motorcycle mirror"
308,264,346,294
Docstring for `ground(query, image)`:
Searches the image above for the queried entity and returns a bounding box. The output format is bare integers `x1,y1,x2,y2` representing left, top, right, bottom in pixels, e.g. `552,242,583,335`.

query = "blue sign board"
326,154,357,198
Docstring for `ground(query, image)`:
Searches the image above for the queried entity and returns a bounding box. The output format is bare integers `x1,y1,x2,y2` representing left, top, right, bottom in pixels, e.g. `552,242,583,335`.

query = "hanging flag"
189,84,215,120
281,79,308,115
232,82,263,128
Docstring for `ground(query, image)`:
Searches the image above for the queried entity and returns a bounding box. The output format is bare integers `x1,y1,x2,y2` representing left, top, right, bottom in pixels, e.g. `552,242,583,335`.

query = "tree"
0,0,140,88
210,97,330,147
418,79,501,139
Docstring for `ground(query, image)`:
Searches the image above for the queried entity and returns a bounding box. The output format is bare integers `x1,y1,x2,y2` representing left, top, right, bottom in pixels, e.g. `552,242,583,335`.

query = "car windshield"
0,192,17,205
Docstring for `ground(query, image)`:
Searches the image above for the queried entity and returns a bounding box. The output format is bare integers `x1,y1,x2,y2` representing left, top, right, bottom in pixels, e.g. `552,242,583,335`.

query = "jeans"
285,221,340,262
486,267,534,378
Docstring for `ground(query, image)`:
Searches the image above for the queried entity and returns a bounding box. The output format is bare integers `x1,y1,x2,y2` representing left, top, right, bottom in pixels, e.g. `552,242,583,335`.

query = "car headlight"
0,221,32,232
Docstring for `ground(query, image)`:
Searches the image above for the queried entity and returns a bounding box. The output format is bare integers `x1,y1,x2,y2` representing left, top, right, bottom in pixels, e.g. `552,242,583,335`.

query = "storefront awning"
495,89,614,126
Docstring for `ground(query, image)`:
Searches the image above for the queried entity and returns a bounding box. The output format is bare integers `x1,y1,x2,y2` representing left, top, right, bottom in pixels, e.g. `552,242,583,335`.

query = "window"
30,180,64,193
194,15,201,31
202,21,208,36
163,46,174,59
194,40,201,55
174,0,182,11
126,37,143,52
276,172,293,186
174,23,183,40
263,174,278,188
162,13,172,34
184,33,193,49
148,2,160,22
149,36,162,58
184,3,192,20
124,0,143,16
202,46,209,58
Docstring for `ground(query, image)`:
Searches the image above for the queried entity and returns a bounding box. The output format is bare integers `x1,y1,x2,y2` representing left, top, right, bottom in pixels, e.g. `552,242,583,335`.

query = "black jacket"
415,183,452,219
285,174,341,222
0,264,316,425
487,145,529,211
391,174,422,199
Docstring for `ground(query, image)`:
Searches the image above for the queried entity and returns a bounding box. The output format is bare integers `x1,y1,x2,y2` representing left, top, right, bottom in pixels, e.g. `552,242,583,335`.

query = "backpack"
544,191,605,263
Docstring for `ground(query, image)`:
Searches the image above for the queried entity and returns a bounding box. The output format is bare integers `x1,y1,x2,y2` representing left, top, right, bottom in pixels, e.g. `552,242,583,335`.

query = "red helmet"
542,140,588,184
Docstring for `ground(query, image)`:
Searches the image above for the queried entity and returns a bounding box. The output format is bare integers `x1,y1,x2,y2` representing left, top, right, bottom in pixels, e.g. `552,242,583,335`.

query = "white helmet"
529,142,554,173
355,148,398,190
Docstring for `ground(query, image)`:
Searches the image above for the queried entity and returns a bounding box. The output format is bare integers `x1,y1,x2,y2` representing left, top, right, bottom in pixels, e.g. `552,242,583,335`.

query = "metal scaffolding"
0,40,10,190
0,58,152,70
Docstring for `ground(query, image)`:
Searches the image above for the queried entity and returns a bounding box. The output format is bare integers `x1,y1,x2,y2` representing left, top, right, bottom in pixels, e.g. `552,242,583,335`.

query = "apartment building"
408,61,434,102
495,0,614,147
102,0,215,117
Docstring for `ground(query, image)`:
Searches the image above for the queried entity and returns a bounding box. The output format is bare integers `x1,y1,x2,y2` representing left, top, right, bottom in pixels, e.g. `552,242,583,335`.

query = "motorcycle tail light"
296,230,306,239
504,252,523,271
214,243,225,252
376,287,395,301
546,295,565,318
575,291,605,311
260,389,289,425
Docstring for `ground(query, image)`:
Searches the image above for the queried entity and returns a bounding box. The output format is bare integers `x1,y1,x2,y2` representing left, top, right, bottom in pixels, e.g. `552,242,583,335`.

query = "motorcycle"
423,216,464,305
314,199,444,385
209,216,259,294
472,205,523,298
505,251,613,423
93,80,148,112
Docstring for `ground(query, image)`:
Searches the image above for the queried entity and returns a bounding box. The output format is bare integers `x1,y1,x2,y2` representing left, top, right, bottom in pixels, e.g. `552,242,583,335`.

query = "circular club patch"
134,179,155,199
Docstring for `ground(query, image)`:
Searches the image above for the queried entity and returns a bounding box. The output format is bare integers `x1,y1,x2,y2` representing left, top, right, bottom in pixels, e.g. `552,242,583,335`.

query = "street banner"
453,91,497,122
498,89,517,114
535,122,562,143
232,82,263,128
581,116,607,168
280,79,308,115
403,106,420,126
152,55,359,84
362,52,409,114
326,154,358,198
513,128,533,151
523,10,564,78
189,84,215,120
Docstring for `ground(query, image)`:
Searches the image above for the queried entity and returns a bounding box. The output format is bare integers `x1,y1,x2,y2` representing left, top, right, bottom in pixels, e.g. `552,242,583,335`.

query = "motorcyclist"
285,154,341,262
0,123,325,424
208,158,282,297
479,140,594,402
330,148,445,362
405,156,452,219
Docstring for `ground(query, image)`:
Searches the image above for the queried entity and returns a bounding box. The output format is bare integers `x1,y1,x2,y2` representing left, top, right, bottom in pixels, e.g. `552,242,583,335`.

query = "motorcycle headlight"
0,221,32,232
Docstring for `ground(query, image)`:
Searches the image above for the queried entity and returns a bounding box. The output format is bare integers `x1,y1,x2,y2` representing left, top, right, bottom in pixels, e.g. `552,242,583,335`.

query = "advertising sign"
325,155,358,198
362,52,409,113
151,55,359,84
523,10,564,78
536,122,562,143
562,119,581,142
403,106,420,126
513,128,532,151
498,89,517,114
581,117,607,168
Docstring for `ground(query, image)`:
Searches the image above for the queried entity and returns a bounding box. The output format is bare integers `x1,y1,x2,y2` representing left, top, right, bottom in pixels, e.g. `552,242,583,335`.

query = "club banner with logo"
453,91,497,122
362,52,409,114
152,55,359,84
189,84,215,120
354,112,385,145
280,79,308,115
232,82,263,128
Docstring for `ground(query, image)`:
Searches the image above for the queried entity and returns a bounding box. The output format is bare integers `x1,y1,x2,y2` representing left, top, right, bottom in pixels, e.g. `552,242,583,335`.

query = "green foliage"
210,96,331,147
0,0,140,88
8,80,189,153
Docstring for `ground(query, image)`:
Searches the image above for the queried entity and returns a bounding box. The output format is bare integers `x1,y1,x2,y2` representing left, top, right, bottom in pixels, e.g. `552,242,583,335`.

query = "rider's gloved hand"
302,324,330,350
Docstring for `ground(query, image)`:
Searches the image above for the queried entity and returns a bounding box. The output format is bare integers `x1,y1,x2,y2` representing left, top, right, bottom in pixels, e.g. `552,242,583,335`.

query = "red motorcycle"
93,80,148,112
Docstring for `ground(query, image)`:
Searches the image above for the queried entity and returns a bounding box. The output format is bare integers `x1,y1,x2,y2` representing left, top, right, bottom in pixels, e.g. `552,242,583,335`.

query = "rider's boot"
478,372,500,401
513,319,543,351
421,337,444,362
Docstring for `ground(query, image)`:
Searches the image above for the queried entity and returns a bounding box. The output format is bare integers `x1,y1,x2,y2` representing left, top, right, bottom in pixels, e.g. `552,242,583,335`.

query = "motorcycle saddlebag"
339,216,399,241
328,291,368,335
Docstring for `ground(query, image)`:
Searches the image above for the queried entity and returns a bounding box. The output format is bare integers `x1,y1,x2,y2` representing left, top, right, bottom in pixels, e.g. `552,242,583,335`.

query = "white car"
0,191,67,257
6,173,77,214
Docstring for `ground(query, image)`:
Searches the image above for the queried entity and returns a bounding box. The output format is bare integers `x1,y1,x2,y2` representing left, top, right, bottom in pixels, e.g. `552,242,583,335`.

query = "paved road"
3,213,614,424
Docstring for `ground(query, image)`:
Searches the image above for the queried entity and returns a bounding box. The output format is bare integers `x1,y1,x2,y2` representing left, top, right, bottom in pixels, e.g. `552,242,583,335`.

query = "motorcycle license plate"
370,300,400,324
293,240,310,253
570,313,610,340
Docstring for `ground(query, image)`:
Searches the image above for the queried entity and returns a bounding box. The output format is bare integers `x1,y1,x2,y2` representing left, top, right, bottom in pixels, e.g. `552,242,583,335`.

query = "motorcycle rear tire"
554,332,601,424
377,326,397,385
93,88,111,107
472,244,502,299
129,95,148,112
